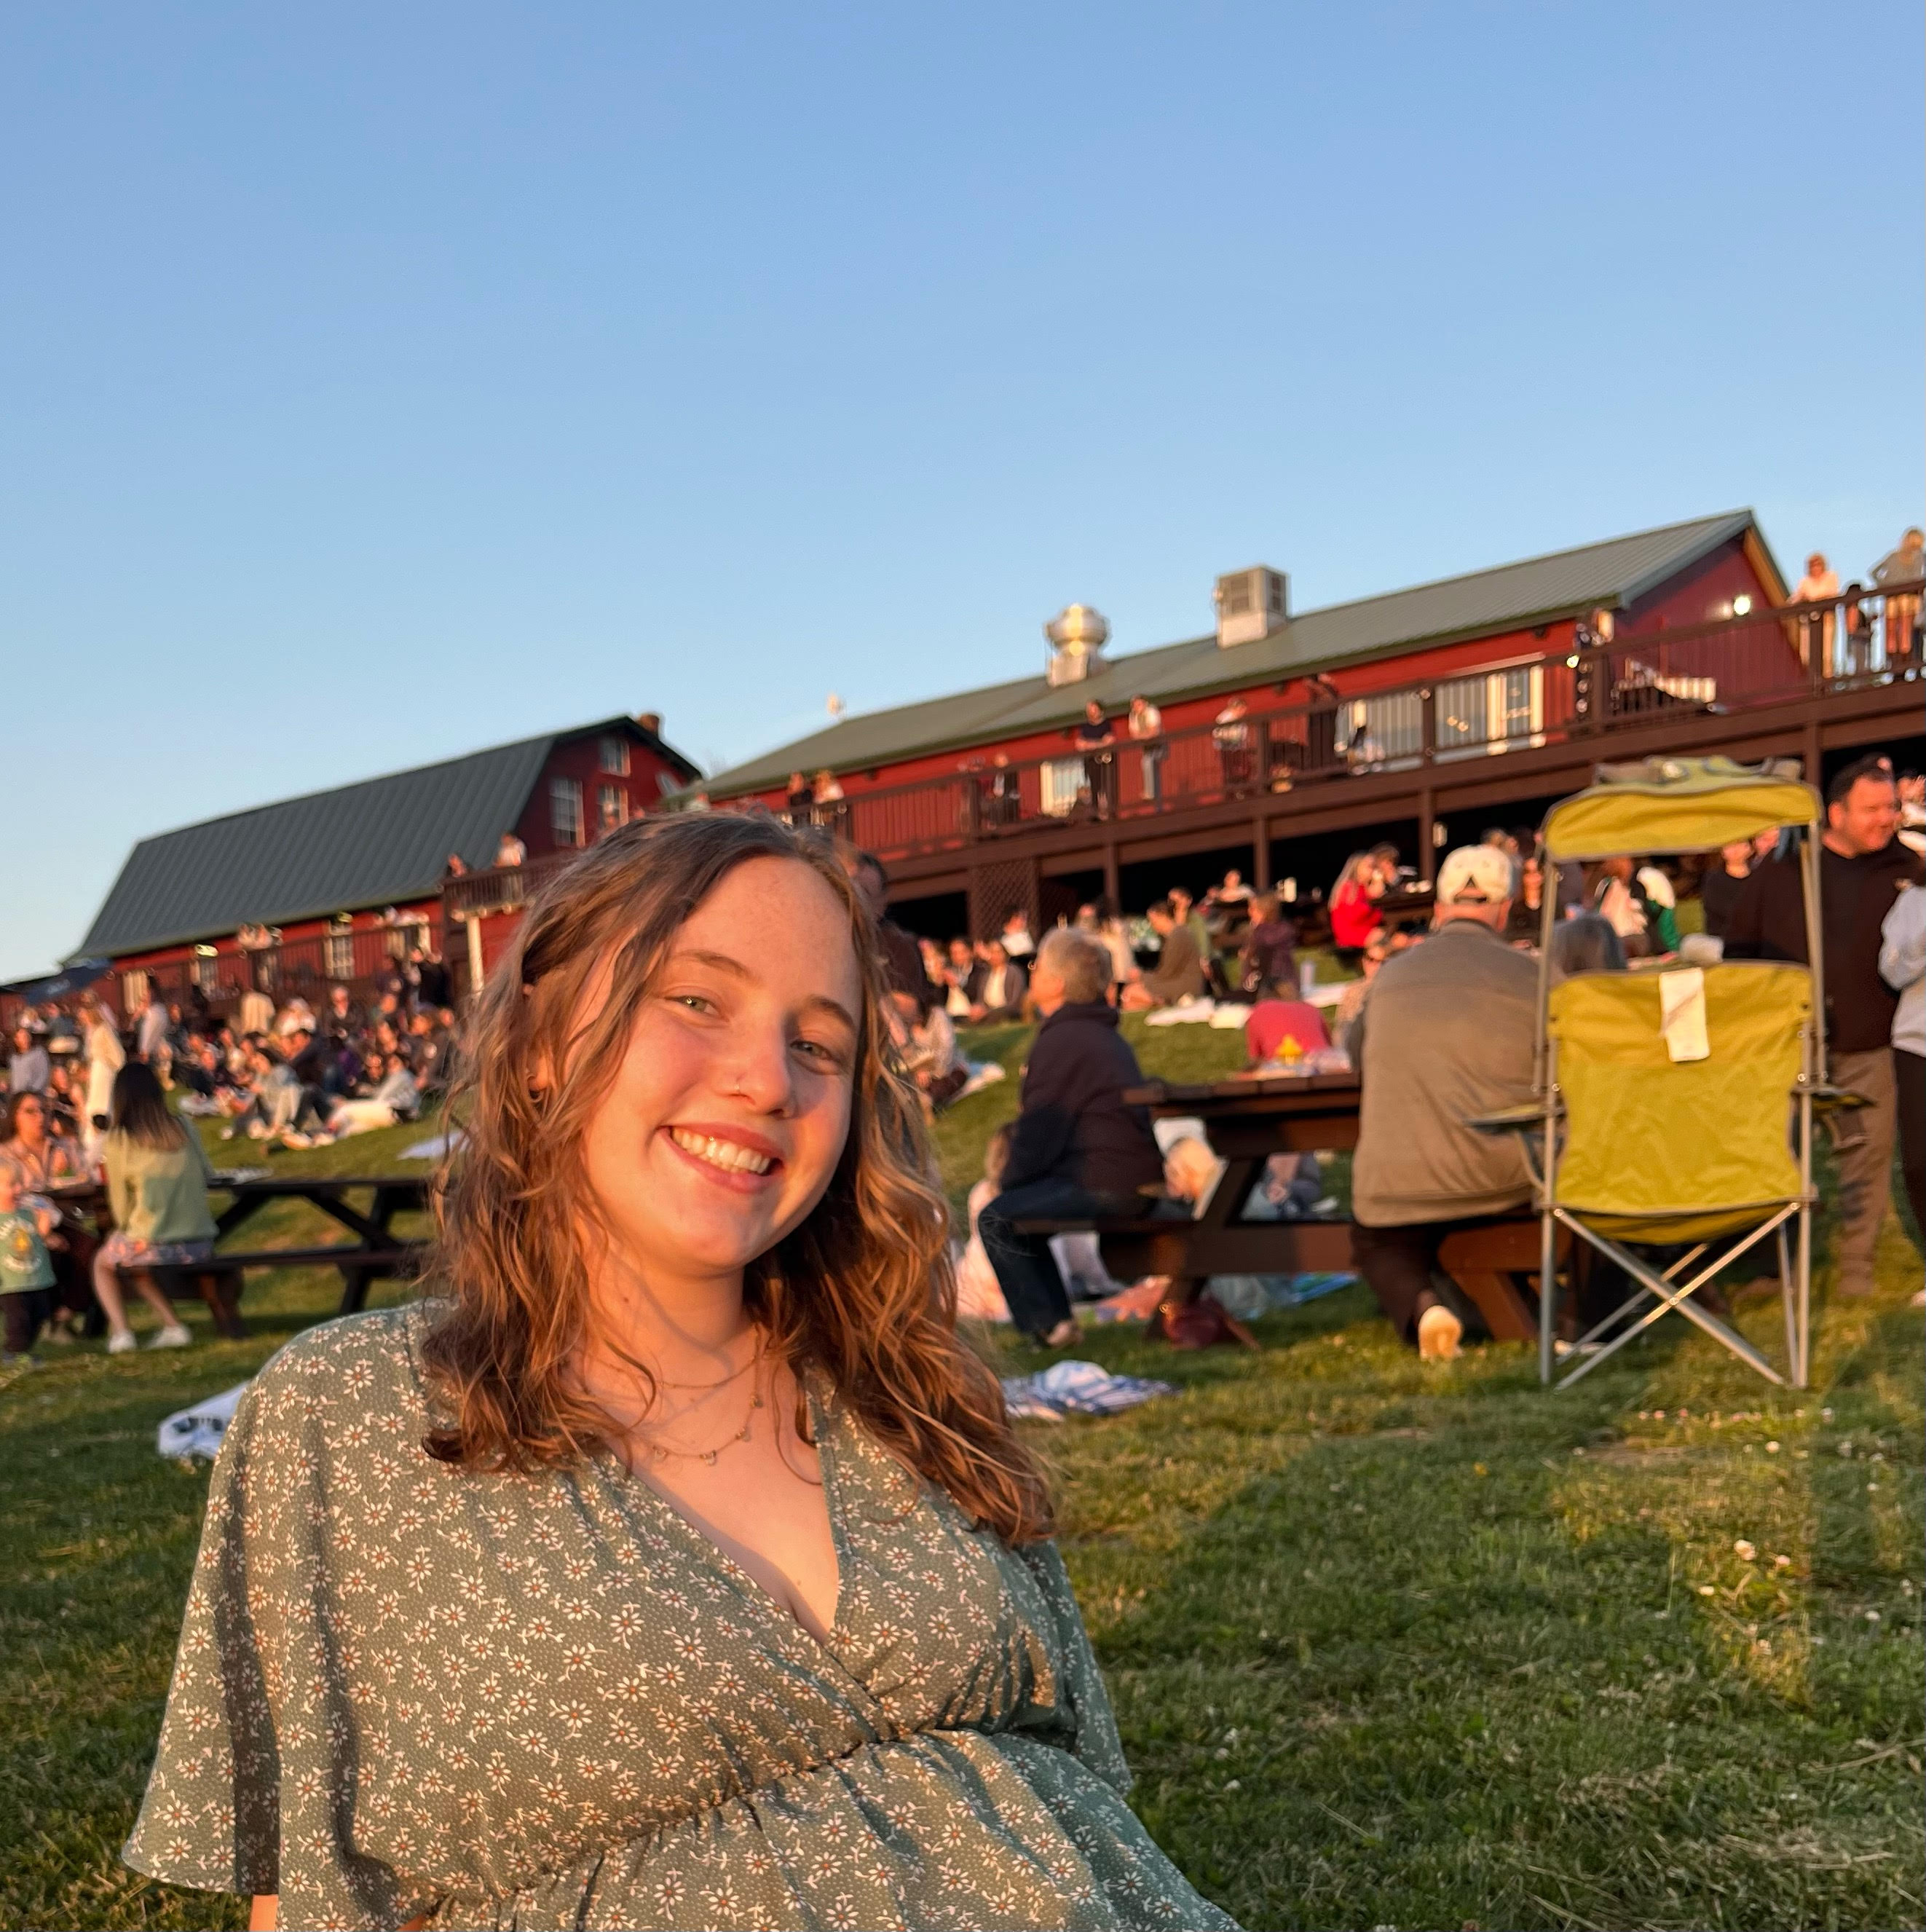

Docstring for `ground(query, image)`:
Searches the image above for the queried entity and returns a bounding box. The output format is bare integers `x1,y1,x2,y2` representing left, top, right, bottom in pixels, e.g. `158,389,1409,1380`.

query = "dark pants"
4,1288,54,1355
1898,1049,1925,1256
978,1180,1142,1340
1351,1218,1487,1344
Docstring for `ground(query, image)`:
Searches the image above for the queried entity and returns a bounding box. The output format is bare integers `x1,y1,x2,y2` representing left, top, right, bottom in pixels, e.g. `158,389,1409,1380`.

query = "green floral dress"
125,1307,1237,1931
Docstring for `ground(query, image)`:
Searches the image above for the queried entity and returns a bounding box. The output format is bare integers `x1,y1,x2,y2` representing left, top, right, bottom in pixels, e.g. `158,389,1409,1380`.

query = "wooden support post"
1417,786,1437,886
1102,840,1121,912
1252,816,1271,891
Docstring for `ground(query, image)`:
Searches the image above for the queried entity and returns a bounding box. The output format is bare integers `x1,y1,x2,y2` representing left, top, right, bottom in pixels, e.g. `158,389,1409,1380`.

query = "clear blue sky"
4,1,1919,980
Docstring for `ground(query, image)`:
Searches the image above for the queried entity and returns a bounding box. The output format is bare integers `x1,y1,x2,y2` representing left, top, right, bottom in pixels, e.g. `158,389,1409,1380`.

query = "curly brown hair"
419,808,1053,1543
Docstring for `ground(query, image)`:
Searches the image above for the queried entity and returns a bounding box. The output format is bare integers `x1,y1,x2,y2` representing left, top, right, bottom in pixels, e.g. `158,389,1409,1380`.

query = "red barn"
65,713,699,1020
690,509,1917,936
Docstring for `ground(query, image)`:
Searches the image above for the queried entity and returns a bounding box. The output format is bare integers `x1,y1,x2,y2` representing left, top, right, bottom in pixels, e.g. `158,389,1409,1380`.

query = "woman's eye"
671,993,717,1016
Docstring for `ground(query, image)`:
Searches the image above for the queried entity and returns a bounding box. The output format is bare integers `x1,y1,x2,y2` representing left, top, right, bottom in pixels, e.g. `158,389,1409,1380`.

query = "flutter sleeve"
124,1337,407,1931
1015,1539,1132,1796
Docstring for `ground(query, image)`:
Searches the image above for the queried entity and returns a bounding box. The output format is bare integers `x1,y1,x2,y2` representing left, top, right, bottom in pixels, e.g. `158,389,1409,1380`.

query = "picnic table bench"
52,1171,432,1339
1012,1072,1362,1314
1012,1071,1547,1341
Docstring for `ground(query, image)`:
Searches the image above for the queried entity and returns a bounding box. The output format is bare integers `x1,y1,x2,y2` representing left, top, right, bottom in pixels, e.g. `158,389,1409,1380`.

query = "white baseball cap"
1435,845,1516,904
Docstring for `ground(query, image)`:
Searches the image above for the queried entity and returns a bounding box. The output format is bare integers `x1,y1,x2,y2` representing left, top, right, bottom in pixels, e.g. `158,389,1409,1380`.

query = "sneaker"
106,1328,139,1355
281,1130,312,1149
148,1322,194,1349
1417,1304,1463,1363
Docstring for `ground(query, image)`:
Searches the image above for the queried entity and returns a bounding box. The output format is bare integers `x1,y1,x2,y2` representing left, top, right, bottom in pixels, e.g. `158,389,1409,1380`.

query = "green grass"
1,1029,1920,1931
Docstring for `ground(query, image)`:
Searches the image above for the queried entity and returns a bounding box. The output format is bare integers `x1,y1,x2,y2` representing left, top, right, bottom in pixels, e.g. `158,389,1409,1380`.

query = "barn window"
325,921,355,980
551,778,584,847
599,736,631,776
597,784,628,834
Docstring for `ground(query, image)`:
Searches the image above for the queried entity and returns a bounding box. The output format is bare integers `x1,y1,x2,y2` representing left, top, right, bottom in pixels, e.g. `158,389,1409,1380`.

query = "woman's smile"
663,1123,784,1186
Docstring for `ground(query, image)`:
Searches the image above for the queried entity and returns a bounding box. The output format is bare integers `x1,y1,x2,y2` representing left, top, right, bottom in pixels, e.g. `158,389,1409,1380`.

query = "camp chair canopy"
1540,754,1820,862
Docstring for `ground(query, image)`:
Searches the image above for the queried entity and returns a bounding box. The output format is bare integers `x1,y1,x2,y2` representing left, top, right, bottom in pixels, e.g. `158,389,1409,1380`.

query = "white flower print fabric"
125,1307,1238,1931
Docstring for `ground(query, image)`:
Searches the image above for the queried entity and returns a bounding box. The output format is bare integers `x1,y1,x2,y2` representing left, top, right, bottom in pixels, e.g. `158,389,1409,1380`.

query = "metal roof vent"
1214,566,1288,647
1044,604,1110,686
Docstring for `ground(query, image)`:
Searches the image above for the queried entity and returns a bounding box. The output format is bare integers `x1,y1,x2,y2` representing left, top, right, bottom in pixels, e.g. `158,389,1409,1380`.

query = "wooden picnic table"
49,1170,432,1331
1095,1071,1362,1306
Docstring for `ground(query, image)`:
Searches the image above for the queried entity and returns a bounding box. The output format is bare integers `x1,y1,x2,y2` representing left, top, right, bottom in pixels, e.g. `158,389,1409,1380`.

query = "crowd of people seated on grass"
0,966,465,1361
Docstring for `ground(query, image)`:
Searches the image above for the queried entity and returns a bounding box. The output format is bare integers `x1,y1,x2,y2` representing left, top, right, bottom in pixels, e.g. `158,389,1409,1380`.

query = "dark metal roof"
76,717,677,958
703,510,1774,797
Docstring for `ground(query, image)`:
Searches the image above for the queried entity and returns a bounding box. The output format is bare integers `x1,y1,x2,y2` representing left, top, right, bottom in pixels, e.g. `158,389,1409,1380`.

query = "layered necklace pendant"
647,1389,764,1465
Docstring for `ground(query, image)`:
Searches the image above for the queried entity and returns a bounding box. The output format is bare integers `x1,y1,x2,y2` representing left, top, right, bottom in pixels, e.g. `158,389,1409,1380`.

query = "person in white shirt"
1879,883,1924,1291
1787,550,1840,671
1127,695,1165,803
1897,770,1925,856
79,996,125,1161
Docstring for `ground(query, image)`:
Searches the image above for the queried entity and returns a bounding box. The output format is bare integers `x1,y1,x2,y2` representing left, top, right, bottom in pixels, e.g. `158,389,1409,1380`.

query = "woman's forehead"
672,859,861,1003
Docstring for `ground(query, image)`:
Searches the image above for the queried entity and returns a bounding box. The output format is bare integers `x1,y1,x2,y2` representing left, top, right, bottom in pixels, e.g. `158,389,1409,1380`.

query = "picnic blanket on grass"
1000,1359,1177,1421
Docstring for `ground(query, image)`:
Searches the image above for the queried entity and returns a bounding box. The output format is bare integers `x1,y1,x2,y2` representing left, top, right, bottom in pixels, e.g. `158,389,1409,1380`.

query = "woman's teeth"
670,1129,773,1176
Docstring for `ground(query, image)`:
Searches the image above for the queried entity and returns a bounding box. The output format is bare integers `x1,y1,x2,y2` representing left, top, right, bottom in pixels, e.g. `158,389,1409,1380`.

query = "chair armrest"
1808,1084,1871,1115
1464,1101,1559,1135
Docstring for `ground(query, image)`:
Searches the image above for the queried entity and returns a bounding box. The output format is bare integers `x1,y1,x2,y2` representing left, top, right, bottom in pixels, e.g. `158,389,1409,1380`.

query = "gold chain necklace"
655,1344,761,1395
633,1363,766,1467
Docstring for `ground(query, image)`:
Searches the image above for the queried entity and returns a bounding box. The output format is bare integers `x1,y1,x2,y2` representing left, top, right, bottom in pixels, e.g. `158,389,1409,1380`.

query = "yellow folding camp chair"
1530,757,1826,1389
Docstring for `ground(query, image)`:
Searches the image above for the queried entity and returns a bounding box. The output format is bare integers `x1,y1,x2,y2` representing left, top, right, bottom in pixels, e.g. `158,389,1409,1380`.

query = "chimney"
1043,604,1110,687
636,712,662,736
1213,567,1288,648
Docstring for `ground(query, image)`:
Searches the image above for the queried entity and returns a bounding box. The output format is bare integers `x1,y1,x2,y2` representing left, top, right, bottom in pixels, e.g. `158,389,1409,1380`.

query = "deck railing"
727,590,1919,859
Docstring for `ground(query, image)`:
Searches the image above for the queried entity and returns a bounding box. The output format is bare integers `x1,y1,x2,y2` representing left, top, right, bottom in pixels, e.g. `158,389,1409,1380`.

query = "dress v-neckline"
603,1373,857,1663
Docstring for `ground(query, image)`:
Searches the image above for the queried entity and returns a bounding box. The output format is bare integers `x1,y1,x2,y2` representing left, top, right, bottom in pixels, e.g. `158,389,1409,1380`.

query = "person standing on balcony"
1305,674,1342,774
1726,754,1923,1296
1127,695,1164,803
1788,551,1840,673
1075,701,1117,820
1873,526,1925,674
1212,696,1254,795
990,752,1021,827
784,770,814,828
812,769,847,838
493,832,526,868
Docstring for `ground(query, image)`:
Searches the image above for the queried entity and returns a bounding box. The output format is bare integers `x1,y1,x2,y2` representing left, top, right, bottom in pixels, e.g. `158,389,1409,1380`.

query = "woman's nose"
723,1022,797,1113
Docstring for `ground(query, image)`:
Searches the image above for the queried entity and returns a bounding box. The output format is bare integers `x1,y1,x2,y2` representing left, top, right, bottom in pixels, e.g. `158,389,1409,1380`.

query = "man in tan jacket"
1347,845,1538,1360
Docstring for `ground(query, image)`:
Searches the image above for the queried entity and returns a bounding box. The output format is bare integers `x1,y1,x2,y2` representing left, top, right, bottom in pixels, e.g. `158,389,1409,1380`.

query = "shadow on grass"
1033,1285,1922,1931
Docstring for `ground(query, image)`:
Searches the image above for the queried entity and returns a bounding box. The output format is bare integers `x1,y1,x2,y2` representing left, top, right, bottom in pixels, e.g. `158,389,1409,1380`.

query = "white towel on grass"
156,1382,250,1462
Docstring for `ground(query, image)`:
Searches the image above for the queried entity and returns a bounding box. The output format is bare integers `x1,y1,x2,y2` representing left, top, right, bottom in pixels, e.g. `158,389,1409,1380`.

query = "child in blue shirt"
0,1165,58,1364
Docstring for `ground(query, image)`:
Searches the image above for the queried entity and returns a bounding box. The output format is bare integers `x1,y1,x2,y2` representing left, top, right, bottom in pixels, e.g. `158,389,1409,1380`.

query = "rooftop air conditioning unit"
1214,566,1288,648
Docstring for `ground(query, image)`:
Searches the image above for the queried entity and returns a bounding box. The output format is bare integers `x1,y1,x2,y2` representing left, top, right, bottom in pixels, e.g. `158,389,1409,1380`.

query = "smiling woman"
122,811,1239,1932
